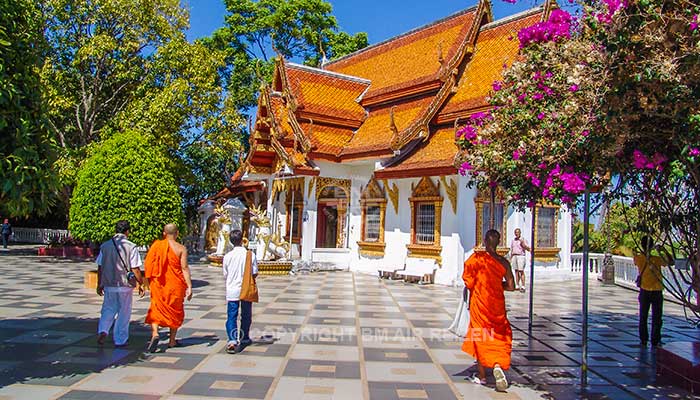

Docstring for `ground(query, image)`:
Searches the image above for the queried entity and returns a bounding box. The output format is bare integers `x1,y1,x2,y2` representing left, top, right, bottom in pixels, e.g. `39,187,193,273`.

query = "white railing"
571,252,697,305
570,252,604,275
10,228,70,244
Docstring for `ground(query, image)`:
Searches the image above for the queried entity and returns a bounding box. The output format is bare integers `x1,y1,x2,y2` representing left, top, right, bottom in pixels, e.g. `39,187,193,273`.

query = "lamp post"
274,164,296,259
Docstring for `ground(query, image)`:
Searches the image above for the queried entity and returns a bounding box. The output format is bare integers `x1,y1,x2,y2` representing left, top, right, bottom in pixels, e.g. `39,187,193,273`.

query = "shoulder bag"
112,238,137,288
239,250,259,302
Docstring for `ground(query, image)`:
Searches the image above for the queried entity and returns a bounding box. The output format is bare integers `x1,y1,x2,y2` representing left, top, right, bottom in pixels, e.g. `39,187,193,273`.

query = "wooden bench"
395,257,437,284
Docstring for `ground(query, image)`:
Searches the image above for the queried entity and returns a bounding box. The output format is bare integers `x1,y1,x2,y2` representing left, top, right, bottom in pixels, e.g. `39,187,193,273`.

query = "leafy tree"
69,131,184,246
206,0,369,110
0,0,59,217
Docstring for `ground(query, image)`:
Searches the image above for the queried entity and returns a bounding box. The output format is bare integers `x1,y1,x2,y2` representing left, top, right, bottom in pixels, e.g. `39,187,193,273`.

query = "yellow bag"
240,251,259,302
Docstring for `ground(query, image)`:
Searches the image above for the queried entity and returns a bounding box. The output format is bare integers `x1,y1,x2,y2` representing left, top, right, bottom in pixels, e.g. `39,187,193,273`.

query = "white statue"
249,204,290,261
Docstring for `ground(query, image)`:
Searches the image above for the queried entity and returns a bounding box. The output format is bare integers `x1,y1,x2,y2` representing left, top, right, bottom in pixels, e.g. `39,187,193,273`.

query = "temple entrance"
316,203,339,248
315,184,348,248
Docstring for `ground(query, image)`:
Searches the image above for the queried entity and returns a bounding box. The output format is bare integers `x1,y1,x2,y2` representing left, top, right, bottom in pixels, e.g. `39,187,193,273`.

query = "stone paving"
0,246,699,399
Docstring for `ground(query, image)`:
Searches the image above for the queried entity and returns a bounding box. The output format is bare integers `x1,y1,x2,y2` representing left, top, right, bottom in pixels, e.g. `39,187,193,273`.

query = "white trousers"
98,287,133,345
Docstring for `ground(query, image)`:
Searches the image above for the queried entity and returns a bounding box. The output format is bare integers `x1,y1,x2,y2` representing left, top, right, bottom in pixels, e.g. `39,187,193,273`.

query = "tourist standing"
634,236,669,347
144,223,193,353
462,229,515,392
509,228,530,292
222,229,258,354
96,220,145,347
1,219,12,249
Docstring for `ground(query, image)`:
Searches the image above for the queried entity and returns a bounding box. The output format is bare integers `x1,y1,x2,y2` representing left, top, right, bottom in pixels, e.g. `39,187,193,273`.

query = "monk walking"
462,229,515,392
144,223,193,352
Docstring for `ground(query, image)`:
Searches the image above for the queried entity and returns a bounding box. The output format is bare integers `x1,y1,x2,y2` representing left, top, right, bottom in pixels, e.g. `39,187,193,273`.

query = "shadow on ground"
0,317,219,388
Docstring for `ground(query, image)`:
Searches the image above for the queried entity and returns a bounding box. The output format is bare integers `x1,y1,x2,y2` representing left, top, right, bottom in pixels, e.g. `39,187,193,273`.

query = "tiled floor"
0,245,699,399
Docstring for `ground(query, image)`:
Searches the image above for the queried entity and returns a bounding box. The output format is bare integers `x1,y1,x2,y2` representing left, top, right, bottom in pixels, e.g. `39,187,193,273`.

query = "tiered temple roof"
237,0,553,183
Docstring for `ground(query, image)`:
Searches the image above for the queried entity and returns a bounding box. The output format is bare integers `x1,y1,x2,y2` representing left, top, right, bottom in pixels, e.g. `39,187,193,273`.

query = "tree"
0,0,59,217
39,0,246,225
69,131,184,246
206,0,369,110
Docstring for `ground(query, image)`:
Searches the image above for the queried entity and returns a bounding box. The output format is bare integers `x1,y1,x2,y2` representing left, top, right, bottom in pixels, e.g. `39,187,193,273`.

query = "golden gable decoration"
382,180,400,213
440,176,458,213
315,177,351,200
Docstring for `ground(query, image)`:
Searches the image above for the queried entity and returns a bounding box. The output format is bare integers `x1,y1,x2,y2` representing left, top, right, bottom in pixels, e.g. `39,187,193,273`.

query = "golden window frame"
407,177,443,265
358,178,387,257
474,188,509,255
534,204,561,261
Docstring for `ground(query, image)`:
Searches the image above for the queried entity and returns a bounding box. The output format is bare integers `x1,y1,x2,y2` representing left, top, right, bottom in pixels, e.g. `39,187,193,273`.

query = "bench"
395,257,438,284
656,341,700,394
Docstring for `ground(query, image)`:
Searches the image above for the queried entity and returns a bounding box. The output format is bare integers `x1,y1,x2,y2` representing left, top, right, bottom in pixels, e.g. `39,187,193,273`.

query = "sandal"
146,337,159,353
225,341,238,354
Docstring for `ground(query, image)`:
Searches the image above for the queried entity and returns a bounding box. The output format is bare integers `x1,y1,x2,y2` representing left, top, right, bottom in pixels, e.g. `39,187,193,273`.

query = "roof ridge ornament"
437,41,445,66
389,106,399,136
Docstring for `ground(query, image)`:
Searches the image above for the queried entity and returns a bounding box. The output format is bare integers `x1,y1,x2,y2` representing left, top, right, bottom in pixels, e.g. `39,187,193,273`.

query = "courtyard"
0,246,698,400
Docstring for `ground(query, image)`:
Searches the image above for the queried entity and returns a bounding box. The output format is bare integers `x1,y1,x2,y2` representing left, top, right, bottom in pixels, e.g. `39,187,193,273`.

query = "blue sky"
185,0,546,43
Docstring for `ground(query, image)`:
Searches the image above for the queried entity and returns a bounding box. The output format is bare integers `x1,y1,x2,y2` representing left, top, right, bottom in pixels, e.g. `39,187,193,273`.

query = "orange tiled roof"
340,96,434,158
268,93,295,141
325,7,477,101
439,10,544,119
286,64,368,124
298,122,354,158
375,126,458,179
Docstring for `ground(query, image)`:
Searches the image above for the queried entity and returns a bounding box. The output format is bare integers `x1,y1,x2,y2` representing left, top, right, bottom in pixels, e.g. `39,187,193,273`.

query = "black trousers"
1,234,8,248
638,289,663,345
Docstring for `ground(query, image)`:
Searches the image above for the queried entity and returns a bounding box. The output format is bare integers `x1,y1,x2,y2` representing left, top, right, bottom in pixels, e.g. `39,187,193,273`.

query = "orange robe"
145,239,187,328
461,251,513,369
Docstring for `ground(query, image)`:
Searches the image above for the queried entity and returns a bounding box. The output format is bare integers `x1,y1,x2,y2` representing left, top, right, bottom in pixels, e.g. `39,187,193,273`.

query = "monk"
462,229,515,392
144,223,193,352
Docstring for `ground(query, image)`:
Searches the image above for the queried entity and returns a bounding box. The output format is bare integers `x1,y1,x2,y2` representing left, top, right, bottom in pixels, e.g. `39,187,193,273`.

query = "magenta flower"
689,147,700,156
560,172,586,194
457,125,478,141
569,84,579,92
632,150,649,169
458,162,473,176
537,112,545,120
561,195,572,204
581,130,589,137
518,9,572,48
533,92,544,101
527,201,536,208
692,15,698,32
517,93,528,103
492,81,502,92
538,162,547,169
513,149,524,160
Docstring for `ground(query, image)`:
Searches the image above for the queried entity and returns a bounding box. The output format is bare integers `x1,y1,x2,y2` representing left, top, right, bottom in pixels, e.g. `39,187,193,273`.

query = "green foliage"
0,0,59,217
69,131,184,246
208,0,368,110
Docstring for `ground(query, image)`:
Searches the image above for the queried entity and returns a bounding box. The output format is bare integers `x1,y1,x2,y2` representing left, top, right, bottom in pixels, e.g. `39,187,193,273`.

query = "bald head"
484,229,501,251
163,223,179,238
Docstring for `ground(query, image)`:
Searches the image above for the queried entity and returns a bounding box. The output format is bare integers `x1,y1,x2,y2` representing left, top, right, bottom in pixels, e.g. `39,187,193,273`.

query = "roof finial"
319,37,328,69
437,42,444,65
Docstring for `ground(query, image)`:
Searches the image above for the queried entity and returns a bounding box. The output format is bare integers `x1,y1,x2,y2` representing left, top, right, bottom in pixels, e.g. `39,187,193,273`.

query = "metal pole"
528,207,536,335
581,188,590,388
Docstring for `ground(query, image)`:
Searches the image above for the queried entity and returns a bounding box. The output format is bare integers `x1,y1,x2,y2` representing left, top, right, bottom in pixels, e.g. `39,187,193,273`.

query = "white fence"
571,252,696,305
10,228,70,244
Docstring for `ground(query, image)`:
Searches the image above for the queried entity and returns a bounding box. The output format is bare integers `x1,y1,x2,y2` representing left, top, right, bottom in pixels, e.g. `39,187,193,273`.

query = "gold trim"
315,177,351,201
357,241,386,257
307,177,316,197
474,188,508,248
383,179,399,213
271,177,304,200
440,176,457,213
534,205,560,260
406,244,443,266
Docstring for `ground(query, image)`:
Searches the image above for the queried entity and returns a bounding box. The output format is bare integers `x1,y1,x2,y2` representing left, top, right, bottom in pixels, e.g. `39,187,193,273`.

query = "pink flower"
560,172,586,194
691,15,698,32
517,93,528,103
632,150,649,169
581,130,589,137
458,162,473,175
527,201,536,208
479,139,491,146
561,195,572,204
537,112,545,120
492,81,502,91
690,147,700,156
518,9,572,48
457,125,478,141
569,84,579,92
533,92,544,101
513,148,524,160
489,181,498,188
538,162,547,169
542,188,550,197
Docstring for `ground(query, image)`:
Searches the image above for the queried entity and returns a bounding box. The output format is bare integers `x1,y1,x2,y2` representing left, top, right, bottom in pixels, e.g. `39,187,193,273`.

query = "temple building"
201,0,572,285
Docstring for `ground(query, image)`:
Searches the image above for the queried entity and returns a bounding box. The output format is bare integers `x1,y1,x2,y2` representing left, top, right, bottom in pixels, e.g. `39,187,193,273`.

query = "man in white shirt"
96,220,144,347
510,228,530,293
222,229,258,353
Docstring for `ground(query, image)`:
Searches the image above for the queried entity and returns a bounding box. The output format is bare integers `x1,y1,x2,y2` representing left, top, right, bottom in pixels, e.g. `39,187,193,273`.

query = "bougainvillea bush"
458,0,700,316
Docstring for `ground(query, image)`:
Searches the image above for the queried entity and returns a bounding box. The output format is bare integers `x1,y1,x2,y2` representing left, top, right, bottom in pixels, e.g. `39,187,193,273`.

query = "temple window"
534,204,561,260
407,177,443,264
474,188,508,250
358,178,387,256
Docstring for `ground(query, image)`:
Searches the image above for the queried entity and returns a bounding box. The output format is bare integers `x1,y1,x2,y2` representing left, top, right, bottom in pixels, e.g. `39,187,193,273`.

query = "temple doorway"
315,185,348,248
